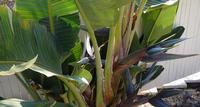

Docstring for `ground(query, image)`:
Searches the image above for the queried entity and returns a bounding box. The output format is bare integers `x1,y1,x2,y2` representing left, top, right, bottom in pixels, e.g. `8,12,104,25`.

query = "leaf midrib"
0,60,59,73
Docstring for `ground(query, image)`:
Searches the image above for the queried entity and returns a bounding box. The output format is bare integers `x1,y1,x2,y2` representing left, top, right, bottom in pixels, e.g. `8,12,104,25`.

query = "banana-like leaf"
0,7,90,92
142,0,179,45
16,0,77,20
0,98,74,107
0,7,62,74
39,14,80,60
76,0,133,29
16,0,80,59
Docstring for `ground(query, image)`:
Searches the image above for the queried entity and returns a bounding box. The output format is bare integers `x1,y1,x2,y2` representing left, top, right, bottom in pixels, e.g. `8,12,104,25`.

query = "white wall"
0,0,200,99
144,0,200,89
0,75,31,100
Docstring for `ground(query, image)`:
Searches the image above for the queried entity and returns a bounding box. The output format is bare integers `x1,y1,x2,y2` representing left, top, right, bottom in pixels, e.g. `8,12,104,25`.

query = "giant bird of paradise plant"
0,0,197,107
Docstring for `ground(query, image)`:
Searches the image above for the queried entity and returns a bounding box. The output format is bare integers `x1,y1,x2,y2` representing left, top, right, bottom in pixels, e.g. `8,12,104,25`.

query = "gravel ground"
139,89,200,107
163,89,200,107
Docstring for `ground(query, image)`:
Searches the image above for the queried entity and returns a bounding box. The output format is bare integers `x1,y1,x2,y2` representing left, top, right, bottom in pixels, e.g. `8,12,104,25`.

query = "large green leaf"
39,14,80,60
16,0,80,59
16,0,77,20
0,7,62,74
76,0,133,29
142,0,179,45
0,98,73,107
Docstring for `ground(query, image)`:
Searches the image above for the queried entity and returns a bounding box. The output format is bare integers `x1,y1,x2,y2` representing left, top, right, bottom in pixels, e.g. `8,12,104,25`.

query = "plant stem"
59,76,87,107
127,0,147,52
112,49,146,94
104,6,125,104
48,0,55,34
104,26,115,104
123,1,136,54
74,1,105,107
15,73,41,100
115,6,125,56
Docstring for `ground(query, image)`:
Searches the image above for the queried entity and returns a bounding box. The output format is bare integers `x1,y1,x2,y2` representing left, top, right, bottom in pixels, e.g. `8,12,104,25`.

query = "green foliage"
0,7,61,74
39,14,80,60
16,0,80,60
14,0,82,100
130,33,143,52
0,6,87,107
0,0,197,107
157,26,185,42
142,0,179,45
16,0,77,20
75,0,134,29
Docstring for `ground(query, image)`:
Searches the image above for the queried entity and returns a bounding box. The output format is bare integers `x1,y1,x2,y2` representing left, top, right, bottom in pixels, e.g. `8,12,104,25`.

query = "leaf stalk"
74,0,105,107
